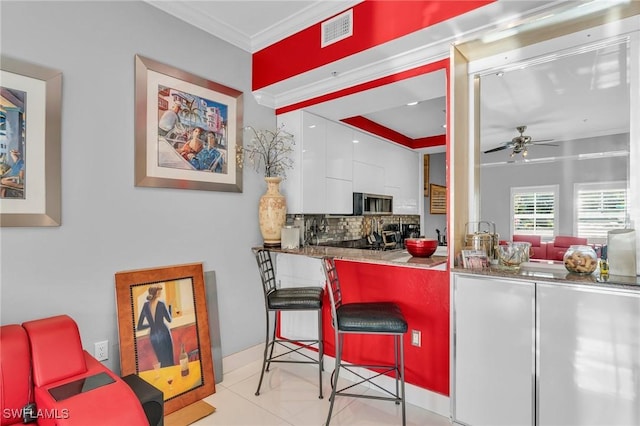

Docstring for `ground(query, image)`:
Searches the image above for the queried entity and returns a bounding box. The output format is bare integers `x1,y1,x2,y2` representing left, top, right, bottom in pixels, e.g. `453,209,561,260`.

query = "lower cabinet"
453,275,535,426
453,273,640,426
537,283,640,426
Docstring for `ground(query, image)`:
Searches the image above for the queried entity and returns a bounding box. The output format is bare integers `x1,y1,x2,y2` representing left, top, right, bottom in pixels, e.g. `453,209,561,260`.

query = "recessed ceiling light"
442,124,447,128
352,139,359,144
496,71,504,77
309,124,316,128
407,101,418,106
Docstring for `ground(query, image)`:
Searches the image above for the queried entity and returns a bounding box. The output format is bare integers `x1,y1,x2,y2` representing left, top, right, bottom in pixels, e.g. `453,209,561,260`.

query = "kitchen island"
260,245,451,415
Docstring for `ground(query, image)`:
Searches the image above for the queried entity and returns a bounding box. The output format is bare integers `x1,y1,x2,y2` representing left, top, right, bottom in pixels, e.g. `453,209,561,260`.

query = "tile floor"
192,356,452,426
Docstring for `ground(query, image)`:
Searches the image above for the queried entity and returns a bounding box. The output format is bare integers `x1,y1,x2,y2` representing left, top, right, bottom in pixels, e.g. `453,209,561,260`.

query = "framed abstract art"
134,55,243,192
0,56,61,226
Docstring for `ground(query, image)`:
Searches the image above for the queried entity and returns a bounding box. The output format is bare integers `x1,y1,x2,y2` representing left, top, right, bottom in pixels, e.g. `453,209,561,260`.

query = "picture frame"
430,183,446,214
115,262,215,415
461,249,489,269
423,154,430,197
134,54,243,192
0,56,61,227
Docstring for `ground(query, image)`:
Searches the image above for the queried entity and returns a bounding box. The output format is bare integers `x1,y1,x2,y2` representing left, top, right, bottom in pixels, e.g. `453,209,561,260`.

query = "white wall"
0,1,273,372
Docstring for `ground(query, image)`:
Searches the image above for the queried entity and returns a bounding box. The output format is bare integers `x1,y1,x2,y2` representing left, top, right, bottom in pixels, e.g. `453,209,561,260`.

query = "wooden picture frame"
115,262,215,415
423,154,430,197
135,54,243,192
0,56,61,226
430,183,446,214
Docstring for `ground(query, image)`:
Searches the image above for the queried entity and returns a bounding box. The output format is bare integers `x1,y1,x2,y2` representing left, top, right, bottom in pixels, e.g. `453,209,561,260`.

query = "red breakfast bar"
262,245,450,400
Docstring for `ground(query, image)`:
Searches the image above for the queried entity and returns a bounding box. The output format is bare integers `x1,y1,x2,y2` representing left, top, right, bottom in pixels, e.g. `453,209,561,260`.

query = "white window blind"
575,181,628,241
511,185,558,239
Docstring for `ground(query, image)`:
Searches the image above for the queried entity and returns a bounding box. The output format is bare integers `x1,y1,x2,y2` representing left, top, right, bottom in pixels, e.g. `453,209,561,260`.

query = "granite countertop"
453,262,640,292
258,245,448,270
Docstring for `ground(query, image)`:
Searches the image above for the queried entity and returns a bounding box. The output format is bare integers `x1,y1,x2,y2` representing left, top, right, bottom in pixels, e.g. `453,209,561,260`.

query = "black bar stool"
322,256,408,425
253,248,324,399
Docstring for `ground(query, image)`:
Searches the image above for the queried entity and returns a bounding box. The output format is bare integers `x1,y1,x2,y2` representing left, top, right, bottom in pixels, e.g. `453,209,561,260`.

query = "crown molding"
146,1,252,51
250,1,362,53
146,0,362,53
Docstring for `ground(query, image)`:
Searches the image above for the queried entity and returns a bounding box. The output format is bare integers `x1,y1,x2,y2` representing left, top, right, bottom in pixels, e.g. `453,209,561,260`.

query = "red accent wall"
322,260,450,396
276,59,450,148
253,0,493,90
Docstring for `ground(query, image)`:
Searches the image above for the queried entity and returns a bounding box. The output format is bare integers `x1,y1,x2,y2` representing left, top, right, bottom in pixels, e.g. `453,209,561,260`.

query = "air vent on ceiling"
321,9,353,48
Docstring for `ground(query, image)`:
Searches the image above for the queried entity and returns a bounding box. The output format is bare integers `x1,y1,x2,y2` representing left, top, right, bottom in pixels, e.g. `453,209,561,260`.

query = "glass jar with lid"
563,245,597,274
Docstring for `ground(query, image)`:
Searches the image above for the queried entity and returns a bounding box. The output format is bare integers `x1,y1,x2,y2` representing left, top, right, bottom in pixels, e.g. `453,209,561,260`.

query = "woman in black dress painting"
137,285,174,367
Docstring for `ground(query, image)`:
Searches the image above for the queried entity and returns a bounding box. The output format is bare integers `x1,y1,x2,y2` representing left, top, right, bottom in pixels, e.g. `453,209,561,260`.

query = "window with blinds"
511,185,558,239
574,181,628,242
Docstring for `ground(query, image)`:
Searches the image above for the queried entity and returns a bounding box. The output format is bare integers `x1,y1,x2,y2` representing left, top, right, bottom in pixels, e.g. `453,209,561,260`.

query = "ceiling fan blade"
483,145,508,154
530,139,558,146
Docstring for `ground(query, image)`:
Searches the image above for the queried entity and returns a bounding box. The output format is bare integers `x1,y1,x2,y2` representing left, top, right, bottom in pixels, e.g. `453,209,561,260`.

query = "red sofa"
1,315,148,426
545,235,588,261
513,234,547,259
509,235,597,261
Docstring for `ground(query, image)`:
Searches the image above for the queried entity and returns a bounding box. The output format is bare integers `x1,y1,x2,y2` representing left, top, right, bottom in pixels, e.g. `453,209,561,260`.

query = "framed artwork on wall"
115,262,215,415
0,56,61,227
134,55,243,192
423,154,430,197
430,183,446,214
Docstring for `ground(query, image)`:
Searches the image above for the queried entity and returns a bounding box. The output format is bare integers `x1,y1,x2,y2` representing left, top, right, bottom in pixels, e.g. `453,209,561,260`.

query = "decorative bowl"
405,238,438,258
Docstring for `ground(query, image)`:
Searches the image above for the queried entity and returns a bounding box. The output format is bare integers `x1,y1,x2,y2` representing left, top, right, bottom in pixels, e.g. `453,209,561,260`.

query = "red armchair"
513,234,547,259
0,325,31,426
1,315,148,426
546,236,588,261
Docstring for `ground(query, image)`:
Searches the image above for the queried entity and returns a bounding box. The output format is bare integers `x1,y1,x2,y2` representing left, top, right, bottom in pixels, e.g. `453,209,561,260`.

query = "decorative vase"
258,177,287,247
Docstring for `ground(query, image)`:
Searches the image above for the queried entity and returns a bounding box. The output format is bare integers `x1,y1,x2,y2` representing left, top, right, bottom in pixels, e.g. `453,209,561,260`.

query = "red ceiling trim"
276,59,449,115
413,134,446,149
341,116,414,147
341,117,446,149
253,0,493,90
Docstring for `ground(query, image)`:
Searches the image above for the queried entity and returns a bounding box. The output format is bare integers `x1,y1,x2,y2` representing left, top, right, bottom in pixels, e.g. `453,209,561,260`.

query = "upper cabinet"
325,120,353,181
277,110,353,214
278,110,420,215
352,130,420,214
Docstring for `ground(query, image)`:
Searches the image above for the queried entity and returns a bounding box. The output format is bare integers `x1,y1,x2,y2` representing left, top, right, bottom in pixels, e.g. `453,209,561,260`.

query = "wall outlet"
411,330,421,347
94,340,108,361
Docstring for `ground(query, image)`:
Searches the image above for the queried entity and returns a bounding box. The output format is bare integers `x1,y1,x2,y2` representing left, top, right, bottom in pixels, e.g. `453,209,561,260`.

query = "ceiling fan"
484,125,556,157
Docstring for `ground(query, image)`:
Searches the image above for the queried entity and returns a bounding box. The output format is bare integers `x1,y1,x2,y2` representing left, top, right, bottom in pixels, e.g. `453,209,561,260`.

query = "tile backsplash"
286,214,420,245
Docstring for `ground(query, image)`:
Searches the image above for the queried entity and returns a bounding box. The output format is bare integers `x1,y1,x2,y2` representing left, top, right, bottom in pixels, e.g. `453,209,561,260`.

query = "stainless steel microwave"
353,193,393,215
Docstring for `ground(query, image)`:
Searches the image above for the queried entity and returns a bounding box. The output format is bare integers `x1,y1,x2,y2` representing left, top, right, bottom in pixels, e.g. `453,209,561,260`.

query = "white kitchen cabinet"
301,112,326,214
275,254,325,340
278,110,351,214
353,132,386,167
326,177,352,214
384,145,419,214
279,109,418,214
453,274,535,426
353,161,385,194
326,120,353,180
453,273,640,426
537,283,640,426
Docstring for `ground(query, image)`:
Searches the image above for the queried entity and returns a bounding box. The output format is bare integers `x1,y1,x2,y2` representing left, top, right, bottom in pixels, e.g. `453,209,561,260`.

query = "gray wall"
480,134,629,240
423,152,447,239
0,1,273,371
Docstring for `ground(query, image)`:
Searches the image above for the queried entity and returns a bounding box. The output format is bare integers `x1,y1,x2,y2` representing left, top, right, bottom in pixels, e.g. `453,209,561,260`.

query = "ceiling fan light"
523,149,528,157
